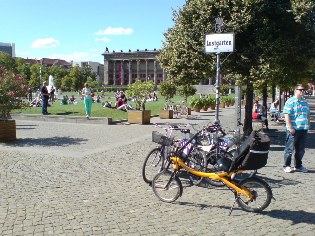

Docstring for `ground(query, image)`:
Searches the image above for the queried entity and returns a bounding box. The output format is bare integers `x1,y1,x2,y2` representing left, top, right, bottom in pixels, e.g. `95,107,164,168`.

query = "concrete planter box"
128,110,151,124
159,110,173,119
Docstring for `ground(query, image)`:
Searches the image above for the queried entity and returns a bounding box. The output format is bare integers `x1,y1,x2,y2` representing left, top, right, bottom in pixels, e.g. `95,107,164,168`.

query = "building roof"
22,57,72,68
40,58,71,67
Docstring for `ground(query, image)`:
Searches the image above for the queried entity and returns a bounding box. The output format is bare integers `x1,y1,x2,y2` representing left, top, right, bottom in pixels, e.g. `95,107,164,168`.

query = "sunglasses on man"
296,88,305,91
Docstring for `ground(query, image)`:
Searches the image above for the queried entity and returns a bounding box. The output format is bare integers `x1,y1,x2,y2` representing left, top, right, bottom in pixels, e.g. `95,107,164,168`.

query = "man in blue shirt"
283,84,310,173
40,81,49,115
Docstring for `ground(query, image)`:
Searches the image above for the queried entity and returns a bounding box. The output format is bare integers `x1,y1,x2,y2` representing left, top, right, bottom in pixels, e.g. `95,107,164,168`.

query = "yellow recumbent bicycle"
151,130,273,213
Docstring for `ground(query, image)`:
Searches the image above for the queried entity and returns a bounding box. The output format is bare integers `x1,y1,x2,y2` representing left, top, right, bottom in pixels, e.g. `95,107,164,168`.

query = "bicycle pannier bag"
239,132,270,170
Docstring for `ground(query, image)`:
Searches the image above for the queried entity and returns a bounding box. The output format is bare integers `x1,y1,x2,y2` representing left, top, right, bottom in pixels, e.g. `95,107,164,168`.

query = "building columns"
120,60,124,85
104,60,109,85
136,60,140,81
145,60,148,81
113,61,116,85
154,61,157,85
128,60,132,85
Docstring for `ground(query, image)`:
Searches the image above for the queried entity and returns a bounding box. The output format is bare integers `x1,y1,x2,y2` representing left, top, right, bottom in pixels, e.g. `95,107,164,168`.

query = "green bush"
189,97,204,109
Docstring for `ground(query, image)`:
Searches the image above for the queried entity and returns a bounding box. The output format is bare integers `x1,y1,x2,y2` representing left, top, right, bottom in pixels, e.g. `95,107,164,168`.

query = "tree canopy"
0,52,99,91
158,0,315,134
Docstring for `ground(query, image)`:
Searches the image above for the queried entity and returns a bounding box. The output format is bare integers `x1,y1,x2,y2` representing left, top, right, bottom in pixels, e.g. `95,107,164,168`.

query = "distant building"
23,58,71,69
0,42,15,57
40,58,71,68
102,48,166,86
72,61,104,86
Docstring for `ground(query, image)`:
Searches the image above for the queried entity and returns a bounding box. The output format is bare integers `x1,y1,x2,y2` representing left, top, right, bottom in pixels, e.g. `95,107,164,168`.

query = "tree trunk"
271,83,275,102
262,83,268,112
243,81,254,136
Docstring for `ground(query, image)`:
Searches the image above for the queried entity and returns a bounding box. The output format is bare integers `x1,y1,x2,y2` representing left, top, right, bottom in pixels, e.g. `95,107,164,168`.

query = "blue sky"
1,0,185,63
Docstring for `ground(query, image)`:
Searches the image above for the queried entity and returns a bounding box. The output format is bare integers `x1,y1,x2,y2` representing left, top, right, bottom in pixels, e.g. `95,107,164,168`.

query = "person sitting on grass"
95,95,101,103
115,94,135,111
29,95,41,107
61,96,68,105
102,101,112,108
69,95,77,105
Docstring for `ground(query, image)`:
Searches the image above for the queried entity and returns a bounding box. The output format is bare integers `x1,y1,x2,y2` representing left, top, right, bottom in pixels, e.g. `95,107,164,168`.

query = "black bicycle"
142,124,191,185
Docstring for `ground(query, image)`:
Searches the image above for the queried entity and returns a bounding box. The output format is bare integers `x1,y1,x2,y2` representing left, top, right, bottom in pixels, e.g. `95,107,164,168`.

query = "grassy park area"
13,92,188,122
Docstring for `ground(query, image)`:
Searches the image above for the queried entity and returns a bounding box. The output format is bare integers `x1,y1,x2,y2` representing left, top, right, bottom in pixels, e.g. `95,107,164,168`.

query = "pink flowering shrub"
0,66,28,119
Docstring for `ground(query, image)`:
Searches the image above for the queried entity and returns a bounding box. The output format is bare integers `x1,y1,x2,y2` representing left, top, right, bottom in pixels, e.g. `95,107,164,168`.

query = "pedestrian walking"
41,81,49,115
50,86,55,103
82,83,93,119
283,84,311,173
27,86,33,101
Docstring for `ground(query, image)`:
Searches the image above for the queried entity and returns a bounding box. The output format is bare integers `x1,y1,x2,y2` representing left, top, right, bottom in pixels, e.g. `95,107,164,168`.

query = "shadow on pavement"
175,201,231,211
263,209,315,225
16,124,38,130
56,111,80,115
268,120,315,150
5,136,88,147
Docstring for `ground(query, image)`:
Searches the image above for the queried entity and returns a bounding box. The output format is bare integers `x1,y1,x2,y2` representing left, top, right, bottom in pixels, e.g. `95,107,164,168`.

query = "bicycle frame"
170,157,254,199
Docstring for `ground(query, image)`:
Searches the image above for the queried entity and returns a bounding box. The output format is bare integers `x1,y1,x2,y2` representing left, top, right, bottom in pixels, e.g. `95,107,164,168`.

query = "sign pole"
235,85,242,129
215,53,221,123
205,18,234,124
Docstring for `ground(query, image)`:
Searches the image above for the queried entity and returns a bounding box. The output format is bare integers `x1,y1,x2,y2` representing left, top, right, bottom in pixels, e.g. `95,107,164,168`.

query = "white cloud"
95,37,111,42
32,38,60,48
95,27,134,35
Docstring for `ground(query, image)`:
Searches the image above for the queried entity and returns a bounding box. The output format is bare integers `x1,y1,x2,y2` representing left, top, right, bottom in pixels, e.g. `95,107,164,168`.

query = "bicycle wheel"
142,148,165,184
152,170,182,203
205,151,233,187
236,177,272,212
188,149,207,186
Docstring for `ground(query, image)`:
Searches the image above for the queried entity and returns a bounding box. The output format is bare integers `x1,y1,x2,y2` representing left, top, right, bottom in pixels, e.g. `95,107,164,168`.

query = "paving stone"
0,98,315,235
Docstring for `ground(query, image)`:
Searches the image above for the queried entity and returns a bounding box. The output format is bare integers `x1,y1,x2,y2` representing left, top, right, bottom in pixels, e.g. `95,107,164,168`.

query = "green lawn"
13,92,190,122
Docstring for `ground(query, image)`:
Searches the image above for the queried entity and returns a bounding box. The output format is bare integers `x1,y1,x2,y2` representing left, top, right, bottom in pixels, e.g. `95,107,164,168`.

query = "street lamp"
40,65,42,86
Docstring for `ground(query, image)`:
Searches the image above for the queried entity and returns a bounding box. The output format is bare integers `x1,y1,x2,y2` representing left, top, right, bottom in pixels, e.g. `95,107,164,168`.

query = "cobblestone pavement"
0,98,315,235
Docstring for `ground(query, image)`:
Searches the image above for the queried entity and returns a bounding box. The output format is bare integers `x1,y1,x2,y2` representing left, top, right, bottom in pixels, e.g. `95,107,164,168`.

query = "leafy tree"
48,65,69,89
81,65,97,83
86,76,98,88
61,75,73,91
0,52,16,71
15,58,31,83
177,84,197,103
68,66,84,91
29,64,41,89
159,80,177,102
158,0,315,134
126,80,155,110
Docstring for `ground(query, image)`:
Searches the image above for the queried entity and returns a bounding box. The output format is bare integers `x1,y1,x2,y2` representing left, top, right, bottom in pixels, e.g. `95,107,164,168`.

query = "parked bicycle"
142,124,191,185
143,122,243,187
143,123,209,186
151,130,273,213
174,101,189,118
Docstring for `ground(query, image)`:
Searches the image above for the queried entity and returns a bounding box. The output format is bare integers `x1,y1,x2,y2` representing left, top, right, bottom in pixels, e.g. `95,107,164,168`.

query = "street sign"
205,33,234,53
